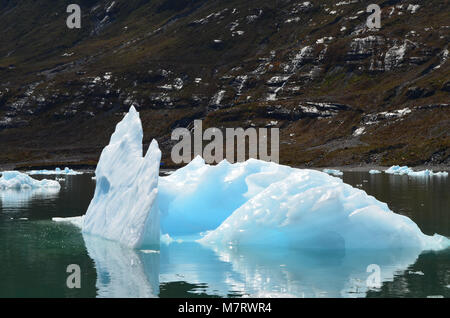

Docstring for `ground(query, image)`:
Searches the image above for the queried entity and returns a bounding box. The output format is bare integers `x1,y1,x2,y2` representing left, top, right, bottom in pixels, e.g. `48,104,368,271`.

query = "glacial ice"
159,157,293,237
82,106,161,249
27,167,82,175
385,165,413,175
407,169,448,177
322,168,343,176
385,165,448,177
192,165,449,250
0,171,60,209
0,171,61,190
53,216,84,228
159,158,448,250
369,169,381,174
63,106,449,252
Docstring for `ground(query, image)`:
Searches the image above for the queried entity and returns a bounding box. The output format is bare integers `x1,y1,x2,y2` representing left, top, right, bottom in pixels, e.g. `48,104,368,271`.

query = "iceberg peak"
82,106,161,249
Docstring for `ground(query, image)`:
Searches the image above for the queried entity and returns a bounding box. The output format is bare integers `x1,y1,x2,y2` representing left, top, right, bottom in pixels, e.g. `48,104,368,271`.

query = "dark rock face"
0,0,449,168
442,81,450,92
406,86,435,99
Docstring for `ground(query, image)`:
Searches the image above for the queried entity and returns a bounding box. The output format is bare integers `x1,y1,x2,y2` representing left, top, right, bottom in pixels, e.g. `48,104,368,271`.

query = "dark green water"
0,172,449,298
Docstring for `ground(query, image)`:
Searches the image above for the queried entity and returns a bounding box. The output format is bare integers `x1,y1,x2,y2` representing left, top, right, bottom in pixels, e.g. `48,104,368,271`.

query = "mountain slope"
0,0,449,168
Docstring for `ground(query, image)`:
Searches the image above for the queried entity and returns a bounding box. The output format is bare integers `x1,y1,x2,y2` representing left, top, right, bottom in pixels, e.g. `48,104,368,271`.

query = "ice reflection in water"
0,188,60,211
83,234,159,298
83,233,425,298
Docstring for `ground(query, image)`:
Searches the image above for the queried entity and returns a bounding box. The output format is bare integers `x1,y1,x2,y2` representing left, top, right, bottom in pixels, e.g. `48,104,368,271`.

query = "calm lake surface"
0,171,449,298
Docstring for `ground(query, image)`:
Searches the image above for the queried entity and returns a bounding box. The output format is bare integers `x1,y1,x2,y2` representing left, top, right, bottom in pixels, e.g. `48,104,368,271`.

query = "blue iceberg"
385,165,448,177
0,171,61,190
27,167,82,175
322,169,343,176
59,107,449,252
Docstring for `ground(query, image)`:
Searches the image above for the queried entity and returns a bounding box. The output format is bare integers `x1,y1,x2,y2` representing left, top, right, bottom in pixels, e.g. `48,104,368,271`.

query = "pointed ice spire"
83,106,161,249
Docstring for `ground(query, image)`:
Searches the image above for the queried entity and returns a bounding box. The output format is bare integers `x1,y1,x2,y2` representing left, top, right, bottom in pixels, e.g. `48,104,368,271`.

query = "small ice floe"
140,249,160,254
52,216,84,228
0,171,61,190
385,166,448,177
160,233,182,245
369,170,381,174
27,167,82,175
408,170,448,177
56,177,65,182
322,169,343,176
385,165,414,175
91,176,97,180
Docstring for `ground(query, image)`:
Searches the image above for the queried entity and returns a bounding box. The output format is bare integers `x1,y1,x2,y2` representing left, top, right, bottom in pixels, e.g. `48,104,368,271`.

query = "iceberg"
385,165,448,177
73,106,449,252
53,216,84,228
192,165,448,250
369,169,381,174
0,171,60,210
322,169,343,176
385,165,413,175
82,106,161,249
160,158,448,250
27,167,82,175
159,157,293,237
407,169,448,177
0,171,61,190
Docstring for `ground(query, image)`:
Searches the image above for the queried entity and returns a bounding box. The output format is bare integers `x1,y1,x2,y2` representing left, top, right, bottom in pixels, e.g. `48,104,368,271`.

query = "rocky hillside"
0,0,449,169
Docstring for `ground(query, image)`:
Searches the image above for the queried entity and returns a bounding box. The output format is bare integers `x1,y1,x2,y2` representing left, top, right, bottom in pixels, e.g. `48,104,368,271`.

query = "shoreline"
0,160,448,173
